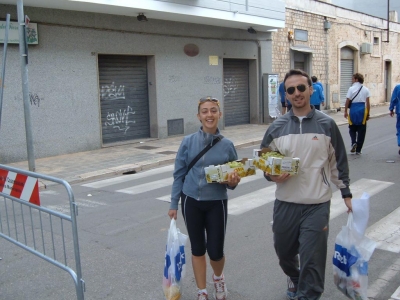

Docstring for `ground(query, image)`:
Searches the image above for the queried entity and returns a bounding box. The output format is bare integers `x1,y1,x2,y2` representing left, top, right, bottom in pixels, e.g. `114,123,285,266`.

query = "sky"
331,0,400,20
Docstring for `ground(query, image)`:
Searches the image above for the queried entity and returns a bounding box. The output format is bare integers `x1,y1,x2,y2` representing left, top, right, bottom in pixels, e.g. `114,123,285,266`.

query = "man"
389,84,400,155
310,76,325,110
344,73,370,155
279,81,291,114
311,76,324,93
279,81,287,115
260,69,352,300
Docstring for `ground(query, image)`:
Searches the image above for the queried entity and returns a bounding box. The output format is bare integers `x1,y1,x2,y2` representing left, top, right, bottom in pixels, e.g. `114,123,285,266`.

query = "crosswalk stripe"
117,178,174,195
329,178,394,220
155,172,265,203
368,256,400,298
229,185,276,215
82,165,174,188
365,206,400,253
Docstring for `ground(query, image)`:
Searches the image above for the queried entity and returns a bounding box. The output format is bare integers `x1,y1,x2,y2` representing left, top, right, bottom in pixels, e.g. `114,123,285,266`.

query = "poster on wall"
268,74,279,118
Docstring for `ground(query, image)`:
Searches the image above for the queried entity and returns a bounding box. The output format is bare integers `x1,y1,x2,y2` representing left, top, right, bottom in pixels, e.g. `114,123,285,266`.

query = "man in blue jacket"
279,81,291,115
310,76,325,110
389,84,400,155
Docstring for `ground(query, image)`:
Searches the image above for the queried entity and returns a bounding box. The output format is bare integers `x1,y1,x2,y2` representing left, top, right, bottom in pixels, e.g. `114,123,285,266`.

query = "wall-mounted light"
247,27,257,34
137,13,148,22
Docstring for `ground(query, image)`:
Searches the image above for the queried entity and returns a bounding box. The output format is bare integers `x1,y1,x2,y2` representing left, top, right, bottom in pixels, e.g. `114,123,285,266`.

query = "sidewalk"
5,104,390,188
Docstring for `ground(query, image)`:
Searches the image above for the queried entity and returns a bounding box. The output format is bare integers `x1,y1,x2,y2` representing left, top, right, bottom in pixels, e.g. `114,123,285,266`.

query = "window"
294,29,308,42
373,37,379,45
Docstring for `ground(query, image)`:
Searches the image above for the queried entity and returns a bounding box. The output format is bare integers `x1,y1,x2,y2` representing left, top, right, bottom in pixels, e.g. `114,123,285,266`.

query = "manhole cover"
135,145,160,150
157,151,177,155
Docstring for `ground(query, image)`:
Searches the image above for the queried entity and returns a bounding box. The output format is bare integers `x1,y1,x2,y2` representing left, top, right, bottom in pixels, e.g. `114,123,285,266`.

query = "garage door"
340,59,354,106
98,55,150,144
223,59,250,126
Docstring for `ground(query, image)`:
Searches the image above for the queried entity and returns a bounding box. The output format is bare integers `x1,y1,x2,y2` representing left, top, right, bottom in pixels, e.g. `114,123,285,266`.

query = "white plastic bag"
162,219,188,300
332,212,376,299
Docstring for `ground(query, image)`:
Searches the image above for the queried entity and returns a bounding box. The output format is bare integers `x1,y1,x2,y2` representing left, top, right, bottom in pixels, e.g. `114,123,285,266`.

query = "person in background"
344,73,371,155
260,69,352,300
311,76,324,93
279,81,287,115
168,96,241,300
310,76,325,110
389,83,400,155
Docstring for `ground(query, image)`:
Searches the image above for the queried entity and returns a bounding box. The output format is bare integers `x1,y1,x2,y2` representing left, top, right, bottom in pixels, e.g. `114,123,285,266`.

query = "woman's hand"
265,172,291,183
168,209,177,220
226,170,241,187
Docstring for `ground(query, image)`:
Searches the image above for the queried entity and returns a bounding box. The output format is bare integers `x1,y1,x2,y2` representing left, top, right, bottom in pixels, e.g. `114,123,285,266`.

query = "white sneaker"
198,291,209,300
213,274,227,300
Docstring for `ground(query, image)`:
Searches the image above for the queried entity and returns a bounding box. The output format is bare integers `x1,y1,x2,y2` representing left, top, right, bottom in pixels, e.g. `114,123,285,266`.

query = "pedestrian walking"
279,81,287,115
311,76,324,93
168,96,241,300
344,73,371,155
389,84,400,155
260,69,353,300
310,76,325,110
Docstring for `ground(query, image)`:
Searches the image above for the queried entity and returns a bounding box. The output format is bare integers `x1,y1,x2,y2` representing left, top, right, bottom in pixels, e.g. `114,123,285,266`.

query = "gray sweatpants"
272,199,330,300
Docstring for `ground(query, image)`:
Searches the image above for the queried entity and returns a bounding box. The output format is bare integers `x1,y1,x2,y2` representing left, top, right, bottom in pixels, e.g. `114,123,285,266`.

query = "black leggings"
181,193,227,261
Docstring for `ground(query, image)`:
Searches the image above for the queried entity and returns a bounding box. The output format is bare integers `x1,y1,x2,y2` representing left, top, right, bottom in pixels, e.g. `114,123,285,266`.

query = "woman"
168,96,241,300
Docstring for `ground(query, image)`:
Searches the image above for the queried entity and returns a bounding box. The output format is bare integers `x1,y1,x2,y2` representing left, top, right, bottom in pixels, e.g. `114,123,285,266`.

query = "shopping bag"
162,219,188,300
332,210,376,300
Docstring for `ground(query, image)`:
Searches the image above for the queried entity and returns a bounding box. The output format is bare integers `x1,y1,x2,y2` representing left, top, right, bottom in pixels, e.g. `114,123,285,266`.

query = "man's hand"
390,110,394,117
265,172,291,183
344,197,352,213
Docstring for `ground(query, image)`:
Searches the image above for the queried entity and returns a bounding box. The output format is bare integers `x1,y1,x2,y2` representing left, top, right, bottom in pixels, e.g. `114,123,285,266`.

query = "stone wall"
272,0,400,107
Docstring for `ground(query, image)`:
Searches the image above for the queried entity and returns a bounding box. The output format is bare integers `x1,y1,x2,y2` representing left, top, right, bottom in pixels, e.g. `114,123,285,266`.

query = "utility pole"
17,0,35,171
0,14,10,130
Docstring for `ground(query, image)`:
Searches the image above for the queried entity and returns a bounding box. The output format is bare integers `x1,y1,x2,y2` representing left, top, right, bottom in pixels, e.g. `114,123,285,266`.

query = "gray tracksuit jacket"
261,106,351,204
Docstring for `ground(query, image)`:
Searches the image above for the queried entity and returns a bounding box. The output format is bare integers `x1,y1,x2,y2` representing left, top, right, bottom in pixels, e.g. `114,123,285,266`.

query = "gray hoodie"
170,127,238,210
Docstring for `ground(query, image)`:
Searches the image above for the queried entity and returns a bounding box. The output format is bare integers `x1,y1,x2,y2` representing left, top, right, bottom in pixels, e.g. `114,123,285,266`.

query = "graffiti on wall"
204,76,221,85
100,82,125,100
104,105,136,134
224,77,238,97
29,93,42,107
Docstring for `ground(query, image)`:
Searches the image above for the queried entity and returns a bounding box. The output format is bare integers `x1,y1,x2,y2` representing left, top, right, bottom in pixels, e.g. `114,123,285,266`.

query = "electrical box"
360,43,372,54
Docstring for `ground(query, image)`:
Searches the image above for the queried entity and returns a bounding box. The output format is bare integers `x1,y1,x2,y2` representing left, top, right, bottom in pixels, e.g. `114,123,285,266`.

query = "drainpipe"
324,17,331,110
256,40,263,123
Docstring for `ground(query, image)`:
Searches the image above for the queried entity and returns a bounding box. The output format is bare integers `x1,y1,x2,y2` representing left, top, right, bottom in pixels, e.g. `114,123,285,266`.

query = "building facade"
272,0,400,110
0,0,284,163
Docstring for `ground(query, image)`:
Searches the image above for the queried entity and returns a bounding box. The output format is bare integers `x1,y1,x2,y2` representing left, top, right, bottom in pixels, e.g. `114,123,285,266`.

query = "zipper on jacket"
299,118,302,134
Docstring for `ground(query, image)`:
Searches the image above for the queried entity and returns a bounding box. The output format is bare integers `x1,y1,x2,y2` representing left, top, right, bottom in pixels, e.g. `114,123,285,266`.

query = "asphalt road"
1,116,399,300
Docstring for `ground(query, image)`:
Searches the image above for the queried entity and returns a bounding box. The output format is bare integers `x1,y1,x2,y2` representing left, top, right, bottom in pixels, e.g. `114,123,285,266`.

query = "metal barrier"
0,164,85,300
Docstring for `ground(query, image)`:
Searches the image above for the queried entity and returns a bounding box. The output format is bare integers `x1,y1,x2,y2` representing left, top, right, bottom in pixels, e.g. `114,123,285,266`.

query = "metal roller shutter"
223,59,250,126
340,60,354,106
98,55,150,144
294,61,305,70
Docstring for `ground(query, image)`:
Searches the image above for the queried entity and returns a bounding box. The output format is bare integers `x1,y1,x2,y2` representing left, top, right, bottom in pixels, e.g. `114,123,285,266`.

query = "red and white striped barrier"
0,168,40,206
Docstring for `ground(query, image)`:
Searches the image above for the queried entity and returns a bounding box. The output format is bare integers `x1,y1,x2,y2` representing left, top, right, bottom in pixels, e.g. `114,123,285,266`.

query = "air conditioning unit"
360,43,372,54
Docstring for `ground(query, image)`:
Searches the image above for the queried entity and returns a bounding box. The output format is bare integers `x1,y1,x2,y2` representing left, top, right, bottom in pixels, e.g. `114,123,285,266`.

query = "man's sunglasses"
199,96,220,105
286,84,309,95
